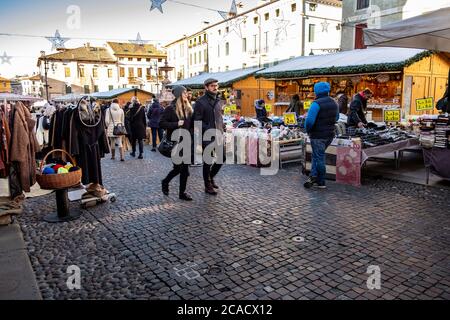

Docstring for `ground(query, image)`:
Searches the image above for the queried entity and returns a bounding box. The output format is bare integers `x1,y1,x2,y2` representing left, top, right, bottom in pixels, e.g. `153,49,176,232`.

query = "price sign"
230,104,237,111
303,100,312,110
265,104,272,112
416,97,434,111
384,109,401,122
224,106,231,115
283,112,298,126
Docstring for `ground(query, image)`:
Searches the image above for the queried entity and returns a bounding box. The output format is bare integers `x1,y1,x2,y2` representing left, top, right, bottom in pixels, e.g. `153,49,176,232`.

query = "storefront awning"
52,94,88,103
0,93,43,102
91,88,152,100
256,47,430,80
170,67,263,89
364,7,450,52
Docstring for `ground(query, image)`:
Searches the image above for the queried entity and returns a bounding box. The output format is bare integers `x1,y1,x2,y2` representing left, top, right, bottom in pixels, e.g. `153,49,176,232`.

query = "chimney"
85,42,91,50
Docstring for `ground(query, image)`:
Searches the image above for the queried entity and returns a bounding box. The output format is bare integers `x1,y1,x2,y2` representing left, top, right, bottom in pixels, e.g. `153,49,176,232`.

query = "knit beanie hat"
172,86,186,99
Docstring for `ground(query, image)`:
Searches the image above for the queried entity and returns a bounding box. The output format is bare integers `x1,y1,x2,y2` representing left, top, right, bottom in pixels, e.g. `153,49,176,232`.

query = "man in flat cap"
192,78,224,195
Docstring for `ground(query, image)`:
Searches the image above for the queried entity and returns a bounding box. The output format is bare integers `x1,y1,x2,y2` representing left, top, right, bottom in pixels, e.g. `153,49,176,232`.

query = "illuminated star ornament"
130,32,148,45
321,20,330,32
0,51,12,65
273,19,290,45
225,16,247,39
150,0,167,13
46,30,69,51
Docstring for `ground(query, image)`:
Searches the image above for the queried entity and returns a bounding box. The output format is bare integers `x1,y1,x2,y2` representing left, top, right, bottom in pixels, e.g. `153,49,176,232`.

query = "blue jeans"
151,127,164,149
310,138,333,185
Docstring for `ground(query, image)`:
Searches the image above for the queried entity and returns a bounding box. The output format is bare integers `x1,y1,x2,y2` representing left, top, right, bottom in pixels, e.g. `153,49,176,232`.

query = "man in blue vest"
304,82,339,189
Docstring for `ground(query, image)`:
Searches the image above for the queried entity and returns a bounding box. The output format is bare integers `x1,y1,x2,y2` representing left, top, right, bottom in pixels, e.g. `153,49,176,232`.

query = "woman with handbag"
129,97,147,159
105,99,126,161
160,86,194,201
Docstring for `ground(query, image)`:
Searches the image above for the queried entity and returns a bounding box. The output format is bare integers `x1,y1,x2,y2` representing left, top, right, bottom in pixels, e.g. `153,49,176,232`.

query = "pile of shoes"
0,196,23,225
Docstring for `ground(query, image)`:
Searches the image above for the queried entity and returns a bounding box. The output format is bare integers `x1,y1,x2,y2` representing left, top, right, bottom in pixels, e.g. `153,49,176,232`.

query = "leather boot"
210,178,219,189
119,148,125,161
205,182,218,195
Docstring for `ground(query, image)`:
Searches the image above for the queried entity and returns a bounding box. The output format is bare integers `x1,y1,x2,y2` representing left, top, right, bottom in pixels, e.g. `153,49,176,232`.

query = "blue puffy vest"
309,95,338,139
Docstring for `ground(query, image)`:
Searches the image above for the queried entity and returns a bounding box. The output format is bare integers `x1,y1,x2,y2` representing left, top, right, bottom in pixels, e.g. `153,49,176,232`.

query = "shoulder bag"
109,108,127,136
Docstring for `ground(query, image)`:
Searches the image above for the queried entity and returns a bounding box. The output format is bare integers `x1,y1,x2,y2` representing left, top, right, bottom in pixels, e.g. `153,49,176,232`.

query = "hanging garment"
9,102,40,193
70,101,109,185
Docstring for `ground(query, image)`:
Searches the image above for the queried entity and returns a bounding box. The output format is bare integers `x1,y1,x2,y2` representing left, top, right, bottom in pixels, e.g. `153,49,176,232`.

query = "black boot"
179,193,193,201
162,180,169,196
205,182,218,195
138,153,144,159
130,152,136,157
210,178,219,189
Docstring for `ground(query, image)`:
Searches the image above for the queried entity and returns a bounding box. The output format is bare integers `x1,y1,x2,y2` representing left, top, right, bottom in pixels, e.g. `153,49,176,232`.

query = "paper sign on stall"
416,97,434,111
303,100,312,111
265,104,272,112
283,112,298,126
224,106,231,115
384,109,401,122
230,104,237,111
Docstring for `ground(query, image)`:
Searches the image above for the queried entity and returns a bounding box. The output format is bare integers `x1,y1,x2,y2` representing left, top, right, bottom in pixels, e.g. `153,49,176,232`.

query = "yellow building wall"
0,77,11,93
403,53,449,117
233,76,276,117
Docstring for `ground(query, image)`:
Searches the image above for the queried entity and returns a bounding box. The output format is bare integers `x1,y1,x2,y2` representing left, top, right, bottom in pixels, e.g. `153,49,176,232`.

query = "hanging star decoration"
218,11,229,20
321,20,330,33
150,0,167,13
46,30,69,51
0,51,12,65
273,18,290,46
130,32,148,52
224,16,247,39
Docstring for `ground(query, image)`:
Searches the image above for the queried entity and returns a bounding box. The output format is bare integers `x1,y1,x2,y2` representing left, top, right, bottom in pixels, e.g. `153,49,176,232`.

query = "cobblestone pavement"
18,146,450,300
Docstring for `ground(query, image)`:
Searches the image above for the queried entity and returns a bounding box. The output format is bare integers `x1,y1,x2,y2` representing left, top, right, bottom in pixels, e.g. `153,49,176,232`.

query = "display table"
423,148,450,184
362,138,420,168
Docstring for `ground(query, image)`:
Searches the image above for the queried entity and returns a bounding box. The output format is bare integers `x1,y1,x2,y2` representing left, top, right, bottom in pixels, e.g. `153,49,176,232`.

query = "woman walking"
128,97,147,159
160,86,193,201
147,98,165,152
105,99,125,161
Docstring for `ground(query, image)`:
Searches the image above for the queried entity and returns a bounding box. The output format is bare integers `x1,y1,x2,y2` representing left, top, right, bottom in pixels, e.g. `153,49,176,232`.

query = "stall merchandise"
418,115,450,149
342,126,417,148
0,101,40,224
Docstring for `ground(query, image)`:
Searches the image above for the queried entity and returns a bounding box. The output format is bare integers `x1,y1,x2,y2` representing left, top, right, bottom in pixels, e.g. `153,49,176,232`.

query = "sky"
0,0,261,78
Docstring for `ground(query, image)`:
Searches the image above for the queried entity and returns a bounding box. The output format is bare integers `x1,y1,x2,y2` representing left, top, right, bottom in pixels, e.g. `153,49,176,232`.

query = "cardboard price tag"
384,109,401,122
283,112,298,126
303,100,312,110
230,104,237,111
416,97,434,111
224,106,231,115
265,104,272,112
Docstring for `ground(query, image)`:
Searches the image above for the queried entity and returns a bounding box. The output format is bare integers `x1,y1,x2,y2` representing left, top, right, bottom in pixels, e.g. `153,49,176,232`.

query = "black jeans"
203,144,226,185
163,164,190,194
151,127,164,149
131,138,144,155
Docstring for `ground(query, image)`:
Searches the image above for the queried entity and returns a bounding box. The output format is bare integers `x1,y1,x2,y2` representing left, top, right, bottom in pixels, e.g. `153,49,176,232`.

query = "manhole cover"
252,220,263,225
207,266,223,275
292,236,305,243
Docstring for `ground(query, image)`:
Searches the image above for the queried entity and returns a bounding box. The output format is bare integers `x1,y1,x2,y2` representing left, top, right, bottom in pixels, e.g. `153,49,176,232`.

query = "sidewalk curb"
0,222,42,300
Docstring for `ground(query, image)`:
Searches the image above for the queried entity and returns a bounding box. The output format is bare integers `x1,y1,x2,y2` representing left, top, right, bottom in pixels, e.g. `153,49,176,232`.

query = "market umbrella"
364,7,450,102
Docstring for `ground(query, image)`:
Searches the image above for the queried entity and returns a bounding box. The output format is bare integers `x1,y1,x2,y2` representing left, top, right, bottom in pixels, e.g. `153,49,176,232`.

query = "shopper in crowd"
105,99,125,162
304,82,339,189
128,97,147,159
192,78,224,195
147,98,164,152
335,89,349,115
287,94,303,115
347,88,373,128
255,99,271,124
160,86,194,201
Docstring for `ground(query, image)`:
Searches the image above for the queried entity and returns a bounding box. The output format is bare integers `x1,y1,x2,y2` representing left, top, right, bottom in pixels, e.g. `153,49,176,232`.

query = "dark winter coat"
192,92,223,147
147,101,164,128
336,93,349,115
347,93,368,127
128,103,147,140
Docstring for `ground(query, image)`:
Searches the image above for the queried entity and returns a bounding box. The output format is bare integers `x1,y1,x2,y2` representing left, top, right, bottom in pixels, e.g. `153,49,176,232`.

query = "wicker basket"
36,149,82,190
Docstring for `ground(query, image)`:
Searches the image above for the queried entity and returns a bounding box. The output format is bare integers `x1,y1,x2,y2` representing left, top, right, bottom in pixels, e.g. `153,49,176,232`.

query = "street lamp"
40,51,50,101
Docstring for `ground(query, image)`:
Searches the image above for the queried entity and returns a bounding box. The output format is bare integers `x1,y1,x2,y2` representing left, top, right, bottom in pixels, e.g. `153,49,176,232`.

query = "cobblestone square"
17,147,450,300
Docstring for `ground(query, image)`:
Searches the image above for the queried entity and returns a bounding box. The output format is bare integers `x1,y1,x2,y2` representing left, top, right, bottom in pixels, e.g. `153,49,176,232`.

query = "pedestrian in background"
105,99,125,162
287,94,303,115
128,97,147,159
160,86,194,201
347,88,373,128
147,98,164,152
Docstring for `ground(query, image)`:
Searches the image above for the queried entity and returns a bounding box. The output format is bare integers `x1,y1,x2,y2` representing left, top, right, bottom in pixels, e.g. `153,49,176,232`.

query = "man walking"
304,82,339,189
193,78,224,195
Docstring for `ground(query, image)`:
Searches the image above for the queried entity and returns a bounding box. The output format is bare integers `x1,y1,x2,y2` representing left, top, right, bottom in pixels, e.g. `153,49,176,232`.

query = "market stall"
257,47,449,121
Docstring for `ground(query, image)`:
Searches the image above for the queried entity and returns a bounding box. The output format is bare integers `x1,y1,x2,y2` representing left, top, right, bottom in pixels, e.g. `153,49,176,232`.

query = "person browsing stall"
347,88,373,128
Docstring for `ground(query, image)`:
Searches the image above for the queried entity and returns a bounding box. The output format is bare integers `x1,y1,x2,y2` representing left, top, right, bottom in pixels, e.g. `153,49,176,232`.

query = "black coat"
192,93,223,147
128,103,147,140
255,106,267,119
347,93,368,127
